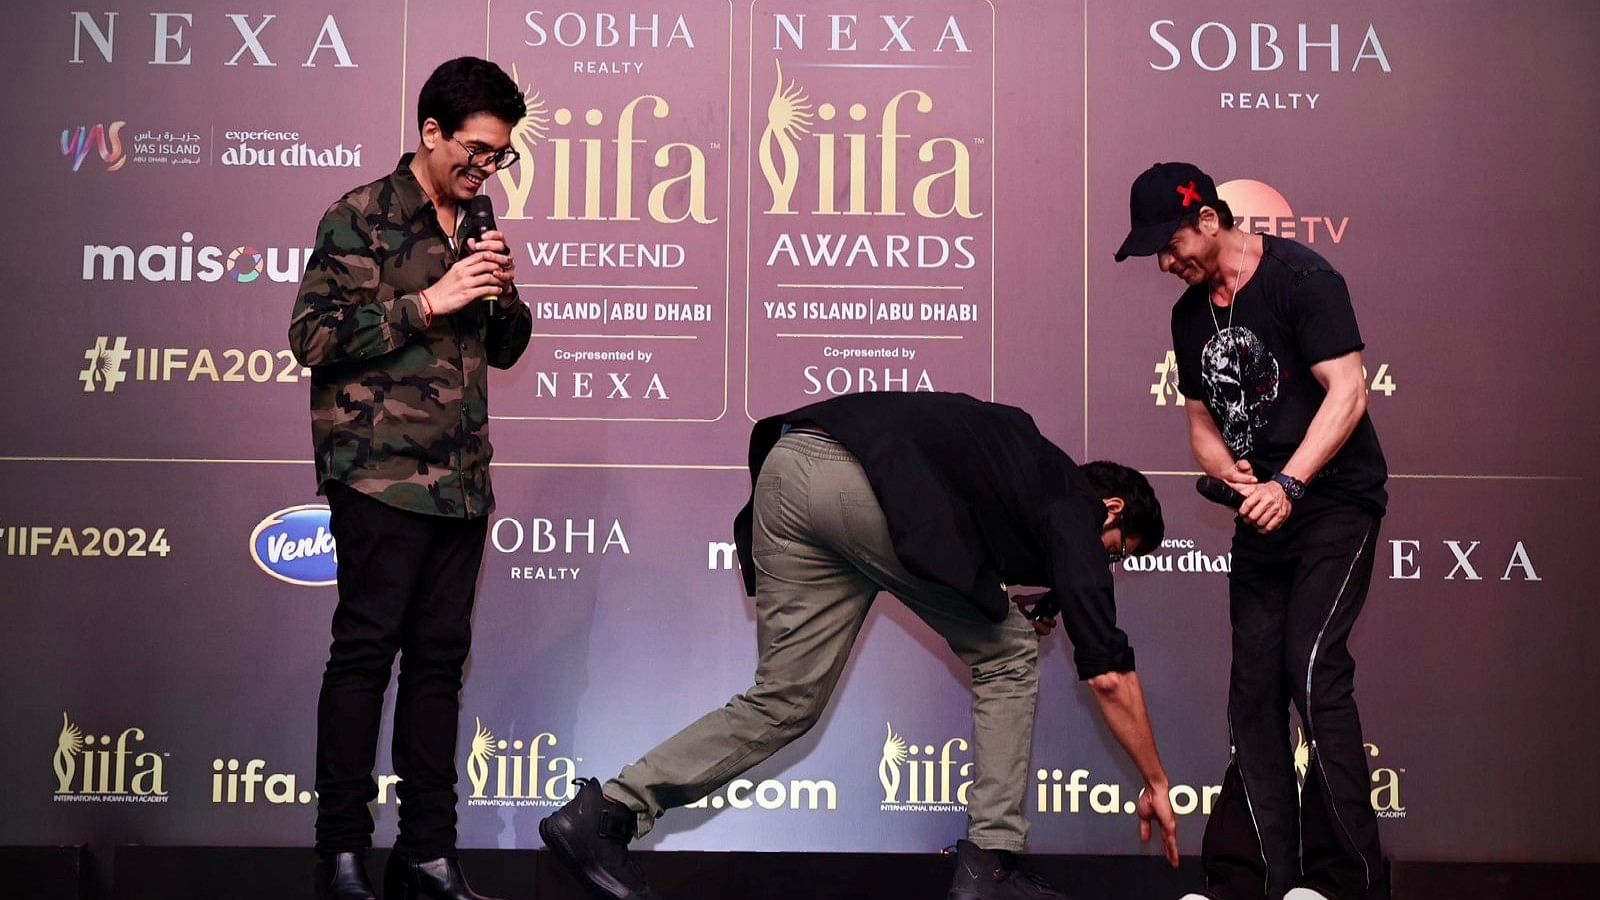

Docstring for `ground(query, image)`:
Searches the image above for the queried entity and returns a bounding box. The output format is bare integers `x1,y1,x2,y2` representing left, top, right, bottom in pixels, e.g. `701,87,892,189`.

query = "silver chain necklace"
1208,232,1251,338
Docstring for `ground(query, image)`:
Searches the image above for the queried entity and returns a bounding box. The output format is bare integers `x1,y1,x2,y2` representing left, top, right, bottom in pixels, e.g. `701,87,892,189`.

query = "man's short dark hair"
1181,199,1236,232
1080,462,1164,555
416,57,526,137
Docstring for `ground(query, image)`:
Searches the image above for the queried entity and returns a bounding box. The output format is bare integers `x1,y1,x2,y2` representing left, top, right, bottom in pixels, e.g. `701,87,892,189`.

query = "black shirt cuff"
1073,645,1136,681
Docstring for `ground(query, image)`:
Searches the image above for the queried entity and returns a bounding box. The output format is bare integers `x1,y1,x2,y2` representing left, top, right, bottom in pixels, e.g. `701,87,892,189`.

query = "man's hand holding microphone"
420,196,517,318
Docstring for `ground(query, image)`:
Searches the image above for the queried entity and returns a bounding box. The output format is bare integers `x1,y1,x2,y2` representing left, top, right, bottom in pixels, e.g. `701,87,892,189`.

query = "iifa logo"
757,61,981,220
492,66,715,225
250,506,337,587
52,712,168,803
878,723,971,812
465,719,579,807
1294,730,1406,819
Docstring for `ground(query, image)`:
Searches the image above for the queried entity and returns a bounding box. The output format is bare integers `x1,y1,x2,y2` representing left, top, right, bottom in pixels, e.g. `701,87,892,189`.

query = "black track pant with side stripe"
1200,497,1388,900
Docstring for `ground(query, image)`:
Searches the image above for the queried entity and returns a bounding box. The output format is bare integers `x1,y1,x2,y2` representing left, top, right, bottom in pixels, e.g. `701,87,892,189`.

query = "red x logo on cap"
1176,181,1203,208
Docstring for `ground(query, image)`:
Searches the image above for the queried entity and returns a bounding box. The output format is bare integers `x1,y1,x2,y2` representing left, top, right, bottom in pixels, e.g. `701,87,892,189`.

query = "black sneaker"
539,778,658,900
946,840,1071,900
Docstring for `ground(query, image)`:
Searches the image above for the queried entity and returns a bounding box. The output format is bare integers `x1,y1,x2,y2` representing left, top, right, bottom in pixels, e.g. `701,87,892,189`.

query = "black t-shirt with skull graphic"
1172,234,1387,517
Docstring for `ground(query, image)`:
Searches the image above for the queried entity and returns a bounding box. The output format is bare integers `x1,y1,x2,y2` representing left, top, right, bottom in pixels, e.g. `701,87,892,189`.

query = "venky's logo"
250,506,337,587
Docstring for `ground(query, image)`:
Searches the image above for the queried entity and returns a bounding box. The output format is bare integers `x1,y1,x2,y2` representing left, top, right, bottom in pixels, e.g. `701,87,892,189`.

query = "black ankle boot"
383,852,504,900
538,778,657,899
314,851,377,900
946,840,1070,900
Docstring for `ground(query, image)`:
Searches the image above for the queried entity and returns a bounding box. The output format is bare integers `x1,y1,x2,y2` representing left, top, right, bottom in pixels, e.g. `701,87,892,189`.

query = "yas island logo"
878,723,972,813
465,718,580,808
62,122,206,170
62,122,126,172
1293,729,1406,820
52,712,169,803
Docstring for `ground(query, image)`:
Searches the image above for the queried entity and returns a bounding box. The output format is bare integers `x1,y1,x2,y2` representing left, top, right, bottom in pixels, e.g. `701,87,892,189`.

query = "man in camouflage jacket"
289,57,530,900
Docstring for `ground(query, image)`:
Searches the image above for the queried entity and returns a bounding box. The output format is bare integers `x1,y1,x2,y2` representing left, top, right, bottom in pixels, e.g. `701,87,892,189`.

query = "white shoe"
1285,890,1333,900
1177,895,1211,900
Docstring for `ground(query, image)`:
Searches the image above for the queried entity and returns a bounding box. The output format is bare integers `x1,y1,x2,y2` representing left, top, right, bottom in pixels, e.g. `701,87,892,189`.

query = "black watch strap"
1271,472,1307,501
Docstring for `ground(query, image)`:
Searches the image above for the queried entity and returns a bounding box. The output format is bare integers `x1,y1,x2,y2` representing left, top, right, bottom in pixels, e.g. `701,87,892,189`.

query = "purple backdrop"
2,0,1596,868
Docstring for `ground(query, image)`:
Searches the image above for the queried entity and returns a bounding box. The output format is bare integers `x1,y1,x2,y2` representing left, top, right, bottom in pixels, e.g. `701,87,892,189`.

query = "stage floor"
7,845,1598,900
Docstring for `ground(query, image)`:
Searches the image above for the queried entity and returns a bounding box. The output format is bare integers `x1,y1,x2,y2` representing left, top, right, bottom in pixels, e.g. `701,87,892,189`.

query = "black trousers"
314,481,488,857
1201,497,1387,900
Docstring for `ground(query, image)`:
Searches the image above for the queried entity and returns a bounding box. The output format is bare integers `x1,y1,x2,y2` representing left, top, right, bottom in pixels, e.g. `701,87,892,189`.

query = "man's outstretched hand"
1138,781,1181,868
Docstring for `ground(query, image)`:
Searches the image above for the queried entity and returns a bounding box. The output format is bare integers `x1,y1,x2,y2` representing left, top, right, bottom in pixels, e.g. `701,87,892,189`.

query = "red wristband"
419,289,435,326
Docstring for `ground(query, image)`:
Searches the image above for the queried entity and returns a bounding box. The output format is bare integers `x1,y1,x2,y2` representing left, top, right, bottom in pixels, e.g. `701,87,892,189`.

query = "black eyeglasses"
450,137,519,170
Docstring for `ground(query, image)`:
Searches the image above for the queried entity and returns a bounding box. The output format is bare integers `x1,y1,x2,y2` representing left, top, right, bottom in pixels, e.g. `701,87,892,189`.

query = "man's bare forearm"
1088,671,1171,790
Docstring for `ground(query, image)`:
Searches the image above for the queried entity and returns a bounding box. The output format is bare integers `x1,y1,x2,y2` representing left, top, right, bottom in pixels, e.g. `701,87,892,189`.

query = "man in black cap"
1116,163,1389,900
538,391,1181,900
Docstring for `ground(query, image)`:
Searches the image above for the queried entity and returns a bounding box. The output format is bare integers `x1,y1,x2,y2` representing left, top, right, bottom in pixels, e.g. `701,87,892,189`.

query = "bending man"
540,391,1181,900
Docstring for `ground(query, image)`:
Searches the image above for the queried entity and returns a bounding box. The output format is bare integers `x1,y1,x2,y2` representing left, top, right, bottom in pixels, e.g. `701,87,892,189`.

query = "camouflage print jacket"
289,154,532,518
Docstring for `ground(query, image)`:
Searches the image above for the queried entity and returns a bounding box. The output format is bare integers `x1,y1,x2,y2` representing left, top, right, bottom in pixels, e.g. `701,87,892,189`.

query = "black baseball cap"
1114,162,1219,262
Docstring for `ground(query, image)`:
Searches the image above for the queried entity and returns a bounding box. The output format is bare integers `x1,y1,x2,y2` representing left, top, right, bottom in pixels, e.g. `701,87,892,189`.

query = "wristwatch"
1271,472,1307,501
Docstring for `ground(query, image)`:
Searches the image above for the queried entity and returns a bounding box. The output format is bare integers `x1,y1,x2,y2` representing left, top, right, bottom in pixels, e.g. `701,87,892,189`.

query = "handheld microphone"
1195,475,1246,510
465,195,499,301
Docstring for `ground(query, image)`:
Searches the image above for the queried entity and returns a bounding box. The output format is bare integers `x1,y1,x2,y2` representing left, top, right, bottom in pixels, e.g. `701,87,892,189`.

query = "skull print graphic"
1200,326,1281,456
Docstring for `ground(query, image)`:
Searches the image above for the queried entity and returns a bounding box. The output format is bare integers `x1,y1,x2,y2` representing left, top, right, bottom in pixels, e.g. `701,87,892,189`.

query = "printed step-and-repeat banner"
2,0,1596,867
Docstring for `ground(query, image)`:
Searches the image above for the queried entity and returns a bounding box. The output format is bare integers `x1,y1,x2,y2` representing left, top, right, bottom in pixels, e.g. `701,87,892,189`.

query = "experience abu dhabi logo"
1119,536,1231,575
219,128,363,169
